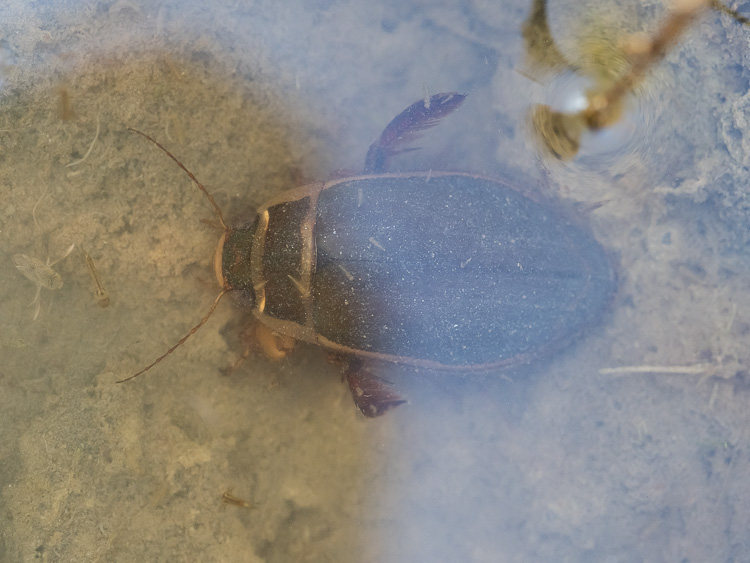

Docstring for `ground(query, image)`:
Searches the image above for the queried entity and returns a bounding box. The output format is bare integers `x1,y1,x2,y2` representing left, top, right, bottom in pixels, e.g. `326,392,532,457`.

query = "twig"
583,0,708,129
66,115,101,167
599,364,711,376
31,185,48,229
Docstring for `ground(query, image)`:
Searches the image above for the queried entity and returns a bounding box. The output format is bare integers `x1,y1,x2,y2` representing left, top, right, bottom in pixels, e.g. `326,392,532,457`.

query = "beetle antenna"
117,289,229,383
128,127,228,230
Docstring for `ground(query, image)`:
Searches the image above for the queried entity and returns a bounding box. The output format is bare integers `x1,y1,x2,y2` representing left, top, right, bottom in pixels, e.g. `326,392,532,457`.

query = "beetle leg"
223,322,295,375
255,323,296,361
364,92,466,174
343,359,407,418
223,335,253,375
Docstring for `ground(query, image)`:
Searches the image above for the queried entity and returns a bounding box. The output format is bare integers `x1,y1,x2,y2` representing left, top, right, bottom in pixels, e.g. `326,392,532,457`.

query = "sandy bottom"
1,0,750,561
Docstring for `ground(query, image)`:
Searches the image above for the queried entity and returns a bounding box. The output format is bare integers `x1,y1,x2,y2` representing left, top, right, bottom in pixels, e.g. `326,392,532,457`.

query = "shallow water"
2,0,750,561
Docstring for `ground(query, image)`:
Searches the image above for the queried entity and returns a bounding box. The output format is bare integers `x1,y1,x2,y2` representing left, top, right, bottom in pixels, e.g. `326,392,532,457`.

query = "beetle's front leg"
222,321,256,375
254,323,296,360
342,358,407,418
224,322,296,375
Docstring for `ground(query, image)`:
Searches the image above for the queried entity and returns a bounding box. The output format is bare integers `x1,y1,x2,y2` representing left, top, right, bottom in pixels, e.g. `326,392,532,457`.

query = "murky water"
1,0,750,561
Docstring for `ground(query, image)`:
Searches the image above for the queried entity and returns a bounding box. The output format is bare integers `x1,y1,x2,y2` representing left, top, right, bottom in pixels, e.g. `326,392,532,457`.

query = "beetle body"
217,171,614,394
127,93,615,418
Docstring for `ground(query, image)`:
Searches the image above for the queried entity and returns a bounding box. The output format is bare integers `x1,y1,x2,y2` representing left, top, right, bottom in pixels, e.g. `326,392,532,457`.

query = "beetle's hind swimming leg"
343,359,407,418
364,92,467,174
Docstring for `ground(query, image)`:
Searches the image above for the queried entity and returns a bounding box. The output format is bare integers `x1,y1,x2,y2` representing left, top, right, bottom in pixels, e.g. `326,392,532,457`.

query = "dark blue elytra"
311,172,614,369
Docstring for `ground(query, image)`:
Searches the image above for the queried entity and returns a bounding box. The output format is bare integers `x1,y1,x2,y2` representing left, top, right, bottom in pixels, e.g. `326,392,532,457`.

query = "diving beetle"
121,92,615,418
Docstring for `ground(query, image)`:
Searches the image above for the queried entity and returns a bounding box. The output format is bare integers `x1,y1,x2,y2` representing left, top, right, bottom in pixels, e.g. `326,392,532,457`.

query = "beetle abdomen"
311,172,614,368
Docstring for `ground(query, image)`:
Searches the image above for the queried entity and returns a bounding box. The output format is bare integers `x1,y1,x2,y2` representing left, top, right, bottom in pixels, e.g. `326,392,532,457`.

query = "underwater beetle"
121,92,615,417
